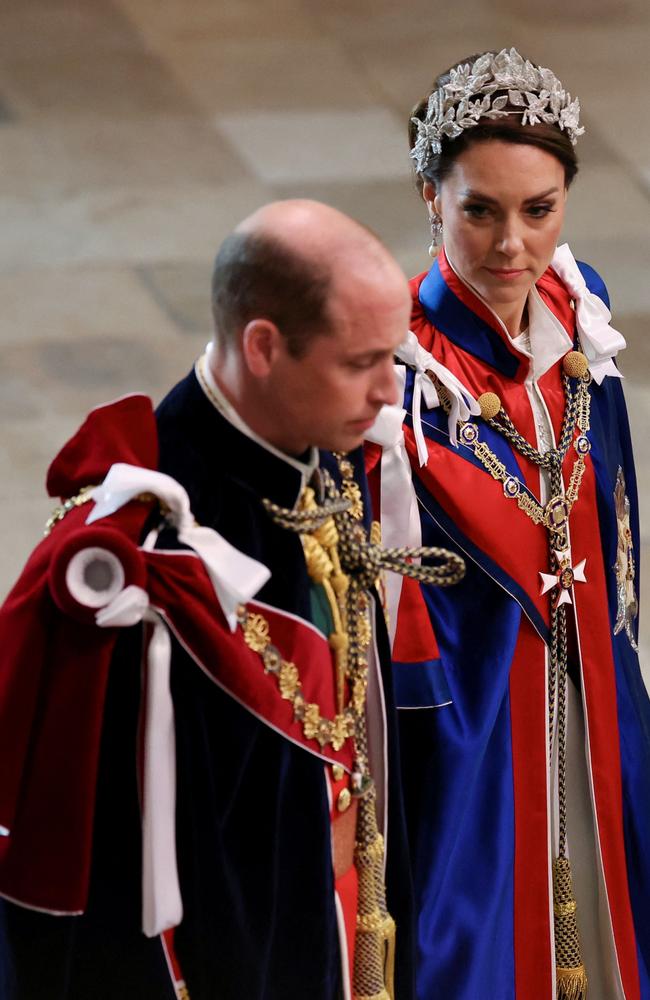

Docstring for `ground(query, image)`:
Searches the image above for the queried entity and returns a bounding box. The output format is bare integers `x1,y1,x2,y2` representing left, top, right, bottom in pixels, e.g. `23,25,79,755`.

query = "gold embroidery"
613,467,638,650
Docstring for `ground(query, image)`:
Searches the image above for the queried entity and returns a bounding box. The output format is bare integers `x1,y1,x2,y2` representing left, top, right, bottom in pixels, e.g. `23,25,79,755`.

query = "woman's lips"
485,266,526,281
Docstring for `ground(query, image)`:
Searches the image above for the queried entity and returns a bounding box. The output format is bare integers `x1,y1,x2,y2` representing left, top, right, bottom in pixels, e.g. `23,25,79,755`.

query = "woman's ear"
422,181,437,216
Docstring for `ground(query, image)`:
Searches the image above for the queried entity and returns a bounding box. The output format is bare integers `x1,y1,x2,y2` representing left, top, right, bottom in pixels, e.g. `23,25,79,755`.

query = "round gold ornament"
562,351,589,378
478,391,502,420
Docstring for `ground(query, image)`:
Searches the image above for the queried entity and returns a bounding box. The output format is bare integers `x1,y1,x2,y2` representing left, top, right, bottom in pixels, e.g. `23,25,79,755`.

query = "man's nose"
369,360,399,408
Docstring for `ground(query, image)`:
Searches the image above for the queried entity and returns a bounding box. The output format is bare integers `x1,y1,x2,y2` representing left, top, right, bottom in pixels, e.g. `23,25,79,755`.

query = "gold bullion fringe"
553,857,588,999
353,791,396,1000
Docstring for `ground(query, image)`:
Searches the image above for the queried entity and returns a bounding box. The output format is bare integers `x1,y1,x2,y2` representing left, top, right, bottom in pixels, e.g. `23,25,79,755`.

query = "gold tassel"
353,791,396,1000
553,857,588,999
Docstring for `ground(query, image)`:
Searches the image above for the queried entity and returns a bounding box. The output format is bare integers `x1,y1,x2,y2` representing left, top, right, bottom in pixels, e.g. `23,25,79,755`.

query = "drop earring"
428,213,443,257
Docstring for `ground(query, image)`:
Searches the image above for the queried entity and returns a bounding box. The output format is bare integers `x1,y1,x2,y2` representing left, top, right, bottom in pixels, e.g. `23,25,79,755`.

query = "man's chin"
318,430,365,454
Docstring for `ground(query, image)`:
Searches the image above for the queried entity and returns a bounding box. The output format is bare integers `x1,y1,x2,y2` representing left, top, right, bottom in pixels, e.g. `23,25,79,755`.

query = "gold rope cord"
442,365,591,998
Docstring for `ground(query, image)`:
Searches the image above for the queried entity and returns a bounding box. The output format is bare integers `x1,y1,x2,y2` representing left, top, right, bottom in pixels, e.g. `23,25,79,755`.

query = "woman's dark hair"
408,52,579,193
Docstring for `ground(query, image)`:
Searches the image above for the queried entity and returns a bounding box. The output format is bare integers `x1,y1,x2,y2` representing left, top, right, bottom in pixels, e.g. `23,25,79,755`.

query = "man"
0,201,416,999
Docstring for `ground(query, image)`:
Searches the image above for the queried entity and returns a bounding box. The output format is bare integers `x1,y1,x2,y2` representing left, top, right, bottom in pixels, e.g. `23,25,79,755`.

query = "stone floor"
1,0,649,682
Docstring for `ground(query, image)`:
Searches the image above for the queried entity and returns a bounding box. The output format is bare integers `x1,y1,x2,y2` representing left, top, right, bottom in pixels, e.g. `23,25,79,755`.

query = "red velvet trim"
147,551,355,771
510,622,553,998
46,394,157,499
408,428,550,627
0,500,155,913
48,524,147,623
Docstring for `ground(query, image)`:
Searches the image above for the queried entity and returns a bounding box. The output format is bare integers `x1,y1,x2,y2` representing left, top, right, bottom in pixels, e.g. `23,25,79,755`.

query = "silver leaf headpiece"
410,48,584,173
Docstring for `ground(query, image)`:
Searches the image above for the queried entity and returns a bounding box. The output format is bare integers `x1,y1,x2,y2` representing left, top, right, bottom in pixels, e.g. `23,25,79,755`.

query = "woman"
366,48,650,1000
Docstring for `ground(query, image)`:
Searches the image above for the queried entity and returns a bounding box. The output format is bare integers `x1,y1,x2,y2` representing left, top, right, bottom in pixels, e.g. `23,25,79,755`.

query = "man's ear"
241,319,283,377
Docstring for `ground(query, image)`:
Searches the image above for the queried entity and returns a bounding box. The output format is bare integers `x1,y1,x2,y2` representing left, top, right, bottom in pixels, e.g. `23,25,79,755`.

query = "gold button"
562,350,589,378
331,764,345,782
337,788,352,812
477,391,501,421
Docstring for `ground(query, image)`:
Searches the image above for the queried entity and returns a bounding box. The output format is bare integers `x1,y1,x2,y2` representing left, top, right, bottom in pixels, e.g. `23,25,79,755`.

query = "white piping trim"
397,700,453,711
414,492,548,644
334,891,353,1000
0,888,83,917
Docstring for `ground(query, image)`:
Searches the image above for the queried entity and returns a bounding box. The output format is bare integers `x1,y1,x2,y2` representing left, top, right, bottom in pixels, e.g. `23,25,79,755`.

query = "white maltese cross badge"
539,551,587,608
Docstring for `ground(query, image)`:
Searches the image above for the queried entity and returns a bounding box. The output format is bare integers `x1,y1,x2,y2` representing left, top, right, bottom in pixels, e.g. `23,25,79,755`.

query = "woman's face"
426,139,567,329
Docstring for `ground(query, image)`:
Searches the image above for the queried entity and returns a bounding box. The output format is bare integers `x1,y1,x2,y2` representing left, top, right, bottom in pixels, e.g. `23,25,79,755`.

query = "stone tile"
0,116,248,200
0,267,181,346
563,237,650,316
135,261,213,334
613,314,650,384
562,166,650,246
0,98,14,124
573,118,621,168
494,0,641,23
302,0,497,44
0,496,61,603
1,334,208,420
0,48,192,121
216,109,411,184
270,177,428,260
119,0,316,44
0,418,82,496
620,381,650,539
160,38,378,115
0,0,148,58
0,180,272,271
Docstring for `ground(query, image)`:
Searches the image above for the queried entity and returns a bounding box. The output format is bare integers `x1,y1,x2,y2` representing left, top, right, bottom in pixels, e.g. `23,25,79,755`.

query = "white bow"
88,463,270,630
395,330,480,461
551,244,625,385
366,397,422,645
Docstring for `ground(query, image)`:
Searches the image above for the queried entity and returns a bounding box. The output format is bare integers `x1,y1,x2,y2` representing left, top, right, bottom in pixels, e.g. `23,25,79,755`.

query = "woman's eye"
463,203,490,219
527,203,553,218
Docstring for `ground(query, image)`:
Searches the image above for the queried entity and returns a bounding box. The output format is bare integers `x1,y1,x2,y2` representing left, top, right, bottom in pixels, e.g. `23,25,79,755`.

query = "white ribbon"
96,585,182,937
551,244,625,385
87,463,271,631
87,464,272,937
394,330,480,461
366,382,423,646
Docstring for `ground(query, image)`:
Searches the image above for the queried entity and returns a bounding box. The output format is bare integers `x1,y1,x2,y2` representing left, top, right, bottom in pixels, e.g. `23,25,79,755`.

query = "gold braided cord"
444,367,592,994
44,488,163,537
554,857,588,999
43,485,97,536
259,454,465,997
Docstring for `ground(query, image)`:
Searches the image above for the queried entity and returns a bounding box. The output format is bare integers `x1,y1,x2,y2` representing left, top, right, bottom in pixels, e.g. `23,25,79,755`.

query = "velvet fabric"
370,252,650,999
0,371,415,1000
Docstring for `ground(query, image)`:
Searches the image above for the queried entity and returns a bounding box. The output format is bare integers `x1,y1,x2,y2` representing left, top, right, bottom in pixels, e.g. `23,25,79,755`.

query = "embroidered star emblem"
539,551,587,607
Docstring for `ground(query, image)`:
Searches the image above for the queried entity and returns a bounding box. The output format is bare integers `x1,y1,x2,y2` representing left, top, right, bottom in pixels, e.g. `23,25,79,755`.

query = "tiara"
410,47,584,173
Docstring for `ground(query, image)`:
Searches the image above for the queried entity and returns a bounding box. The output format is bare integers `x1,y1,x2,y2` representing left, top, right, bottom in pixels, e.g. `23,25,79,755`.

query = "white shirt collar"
195,343,319,484
512,285,573,382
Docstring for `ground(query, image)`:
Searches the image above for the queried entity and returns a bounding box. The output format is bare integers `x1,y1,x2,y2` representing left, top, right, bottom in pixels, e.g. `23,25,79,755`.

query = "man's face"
265,272,410,454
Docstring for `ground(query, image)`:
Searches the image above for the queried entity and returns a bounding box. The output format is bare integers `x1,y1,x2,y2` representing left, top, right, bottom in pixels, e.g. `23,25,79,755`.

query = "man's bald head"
211,199,406,358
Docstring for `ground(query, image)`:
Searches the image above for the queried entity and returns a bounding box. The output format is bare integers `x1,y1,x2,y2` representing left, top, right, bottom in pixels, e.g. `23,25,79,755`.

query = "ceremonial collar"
196,342,319,488
417,246,624,385
418,249,525,379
